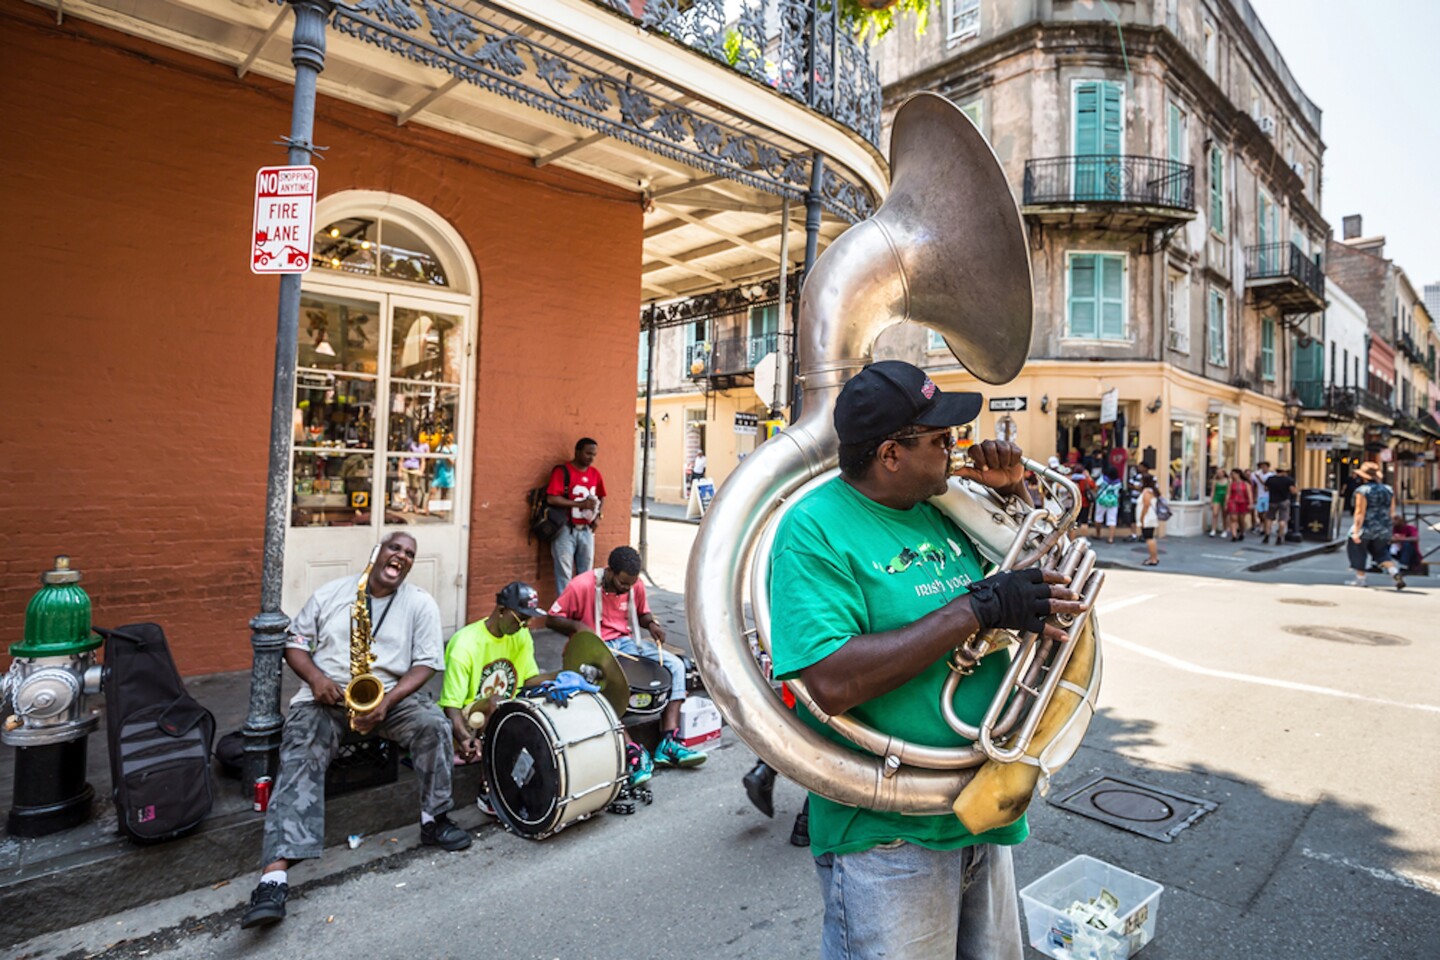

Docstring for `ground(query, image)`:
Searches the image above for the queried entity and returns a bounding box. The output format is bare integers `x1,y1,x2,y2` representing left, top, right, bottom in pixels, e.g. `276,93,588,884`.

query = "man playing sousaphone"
769,361,1089,959
240,532,471,931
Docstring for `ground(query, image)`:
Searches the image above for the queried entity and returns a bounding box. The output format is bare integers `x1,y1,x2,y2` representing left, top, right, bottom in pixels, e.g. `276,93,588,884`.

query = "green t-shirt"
769,477,1030,856
439,619,541,710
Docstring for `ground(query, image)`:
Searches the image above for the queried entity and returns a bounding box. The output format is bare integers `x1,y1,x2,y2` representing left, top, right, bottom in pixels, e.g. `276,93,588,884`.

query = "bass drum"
482,692,626,840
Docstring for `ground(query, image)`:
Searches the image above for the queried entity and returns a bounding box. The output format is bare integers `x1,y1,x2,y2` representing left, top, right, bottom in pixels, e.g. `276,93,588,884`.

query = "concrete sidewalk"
0,586,698,948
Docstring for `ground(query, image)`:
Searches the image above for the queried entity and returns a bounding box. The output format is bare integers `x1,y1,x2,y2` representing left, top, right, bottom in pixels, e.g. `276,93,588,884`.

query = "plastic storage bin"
1019,855,1164,960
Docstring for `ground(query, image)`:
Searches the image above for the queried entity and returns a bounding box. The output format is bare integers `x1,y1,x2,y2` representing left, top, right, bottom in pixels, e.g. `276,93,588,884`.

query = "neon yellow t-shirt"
769,477,1029,856
439,619,541,709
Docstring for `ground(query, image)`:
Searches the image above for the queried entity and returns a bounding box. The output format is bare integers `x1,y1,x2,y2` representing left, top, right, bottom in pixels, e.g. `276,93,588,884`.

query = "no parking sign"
251,165,318,274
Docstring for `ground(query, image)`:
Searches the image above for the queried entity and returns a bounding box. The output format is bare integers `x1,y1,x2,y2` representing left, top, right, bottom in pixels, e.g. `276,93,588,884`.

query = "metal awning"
31,0,884,298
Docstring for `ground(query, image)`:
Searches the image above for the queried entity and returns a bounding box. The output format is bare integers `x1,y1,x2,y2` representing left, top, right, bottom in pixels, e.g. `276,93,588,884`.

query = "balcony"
1357,387,1395,423
1021,156,1196,230
1397,333,1427,365
1244,242,1326,315
687,332,790,388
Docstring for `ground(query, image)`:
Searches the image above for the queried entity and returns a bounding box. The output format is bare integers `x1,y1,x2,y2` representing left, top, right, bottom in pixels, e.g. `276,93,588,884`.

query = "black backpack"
527,464,572,542
97,623,216,844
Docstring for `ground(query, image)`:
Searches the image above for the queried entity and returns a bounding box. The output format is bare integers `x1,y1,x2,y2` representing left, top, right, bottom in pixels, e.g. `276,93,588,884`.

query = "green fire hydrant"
2,556,105,836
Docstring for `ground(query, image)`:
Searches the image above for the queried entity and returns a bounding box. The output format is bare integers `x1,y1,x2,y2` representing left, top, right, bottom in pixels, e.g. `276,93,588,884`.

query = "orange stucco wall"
1,8,642,674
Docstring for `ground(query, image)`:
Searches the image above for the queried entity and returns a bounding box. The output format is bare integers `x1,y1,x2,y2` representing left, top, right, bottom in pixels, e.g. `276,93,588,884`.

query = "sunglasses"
889,427,956,451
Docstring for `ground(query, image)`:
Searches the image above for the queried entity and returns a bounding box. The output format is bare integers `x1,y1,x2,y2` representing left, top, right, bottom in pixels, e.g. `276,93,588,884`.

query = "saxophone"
344,545,386,730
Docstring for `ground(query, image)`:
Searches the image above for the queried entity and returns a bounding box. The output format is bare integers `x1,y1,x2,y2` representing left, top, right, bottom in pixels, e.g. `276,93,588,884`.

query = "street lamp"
1283,393,1303,425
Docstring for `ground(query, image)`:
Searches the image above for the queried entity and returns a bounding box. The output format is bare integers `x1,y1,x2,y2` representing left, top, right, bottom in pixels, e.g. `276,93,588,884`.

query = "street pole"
638,305,658,581
793,152,825,422
241,0,334,795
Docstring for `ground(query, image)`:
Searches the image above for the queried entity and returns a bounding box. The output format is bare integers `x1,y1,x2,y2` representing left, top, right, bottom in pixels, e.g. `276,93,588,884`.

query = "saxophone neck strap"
367,589,398,638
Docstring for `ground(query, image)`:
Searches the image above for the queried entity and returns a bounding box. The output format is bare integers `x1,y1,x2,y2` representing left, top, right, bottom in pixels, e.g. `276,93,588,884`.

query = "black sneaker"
1394,572,1406,591
789,802,810,848
476,790,496,817
743,761,776,819
240,880,288,929
420,814,472,851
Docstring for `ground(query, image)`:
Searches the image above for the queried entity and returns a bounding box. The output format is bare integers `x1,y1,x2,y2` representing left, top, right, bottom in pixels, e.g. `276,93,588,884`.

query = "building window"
1067,253,1127,340
1072,81,1124,201
1261,317,1276,381
1208,144,1225,235
1169,417,1204,502
1208,288,1227,366
959,97,983,137
1203,20,1217,76
314,216,450,287
927,328,948,352
637,328,650,385
1167,271,1190,353
947,0,980,40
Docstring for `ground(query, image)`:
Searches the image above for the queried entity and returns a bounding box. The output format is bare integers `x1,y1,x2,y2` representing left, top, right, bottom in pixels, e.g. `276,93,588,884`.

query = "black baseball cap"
496,581,544,619
834,360,982,445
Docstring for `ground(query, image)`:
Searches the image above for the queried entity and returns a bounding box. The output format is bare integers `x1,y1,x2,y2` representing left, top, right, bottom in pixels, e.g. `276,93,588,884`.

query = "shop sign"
1306,433,1342,451
1265,426,1294,443
251,165,318,274
734,412,758,434
1100,388,1119,424
988,396,1027,412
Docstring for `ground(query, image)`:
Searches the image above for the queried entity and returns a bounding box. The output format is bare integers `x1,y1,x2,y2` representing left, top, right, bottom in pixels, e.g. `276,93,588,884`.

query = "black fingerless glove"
966,568,1051,635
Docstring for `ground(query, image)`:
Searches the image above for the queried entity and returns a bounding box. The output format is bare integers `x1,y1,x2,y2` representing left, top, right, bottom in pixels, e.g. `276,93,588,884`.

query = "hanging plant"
839,0,937,40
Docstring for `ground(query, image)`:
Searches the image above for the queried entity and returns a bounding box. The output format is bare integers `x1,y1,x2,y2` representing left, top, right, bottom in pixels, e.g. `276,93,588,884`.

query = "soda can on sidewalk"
253,776,274,813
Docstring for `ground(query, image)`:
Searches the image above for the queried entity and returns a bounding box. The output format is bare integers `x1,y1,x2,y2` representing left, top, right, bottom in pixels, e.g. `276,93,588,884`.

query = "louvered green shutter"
1209,147,1224,231
1075,81,1122,200
1100,256,1125,338
1261,317,1276,380
1069,256,1098,338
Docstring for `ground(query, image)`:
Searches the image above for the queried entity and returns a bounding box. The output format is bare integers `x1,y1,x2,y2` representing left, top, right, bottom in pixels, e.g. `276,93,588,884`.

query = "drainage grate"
1048,774,1216,842
1277,598,1337,607
1282,625,1408,646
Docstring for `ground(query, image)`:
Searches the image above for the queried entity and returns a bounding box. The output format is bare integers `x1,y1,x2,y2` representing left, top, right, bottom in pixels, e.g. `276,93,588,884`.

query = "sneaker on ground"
628,746,654,788
420,813,473,851
1343,578,1367,587
789,808,810,847
654,735,707,768
1393,572,1406,591
476,792,496,817
240,880,288,929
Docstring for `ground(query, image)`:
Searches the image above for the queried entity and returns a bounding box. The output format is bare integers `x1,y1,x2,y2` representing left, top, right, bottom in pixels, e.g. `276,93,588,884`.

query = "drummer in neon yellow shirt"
439,581,550,763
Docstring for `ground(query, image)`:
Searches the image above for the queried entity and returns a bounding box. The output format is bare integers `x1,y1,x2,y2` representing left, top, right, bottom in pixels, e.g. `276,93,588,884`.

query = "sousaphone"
684,93,1103,830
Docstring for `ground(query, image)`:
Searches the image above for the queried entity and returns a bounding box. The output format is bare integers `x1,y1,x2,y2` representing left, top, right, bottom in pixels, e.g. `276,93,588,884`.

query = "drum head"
482,700,559,838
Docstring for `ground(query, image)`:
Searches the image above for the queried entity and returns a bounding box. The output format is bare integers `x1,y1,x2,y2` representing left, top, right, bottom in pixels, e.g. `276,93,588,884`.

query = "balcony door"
283,196,477,638
1073,80,1124,201
1257,189,1277,273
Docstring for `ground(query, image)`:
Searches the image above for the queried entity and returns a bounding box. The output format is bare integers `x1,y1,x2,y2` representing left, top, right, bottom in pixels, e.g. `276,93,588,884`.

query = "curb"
1243,538,1345,572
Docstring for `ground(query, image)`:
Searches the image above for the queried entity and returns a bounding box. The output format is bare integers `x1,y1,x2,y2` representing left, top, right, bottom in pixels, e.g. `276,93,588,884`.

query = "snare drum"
618,654,672,723
482,691,626,840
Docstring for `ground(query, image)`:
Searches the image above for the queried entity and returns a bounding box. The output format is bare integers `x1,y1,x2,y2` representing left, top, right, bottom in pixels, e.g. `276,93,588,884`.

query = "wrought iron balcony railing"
1358,386,1394,419
687,332,788,379
1022,155,1195,210
1292,378,1326,411
600,0,883,146
1244,242,1325,302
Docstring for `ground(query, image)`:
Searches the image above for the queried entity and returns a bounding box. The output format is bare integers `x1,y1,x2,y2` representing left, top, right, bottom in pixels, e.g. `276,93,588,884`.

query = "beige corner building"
875,0,1330,534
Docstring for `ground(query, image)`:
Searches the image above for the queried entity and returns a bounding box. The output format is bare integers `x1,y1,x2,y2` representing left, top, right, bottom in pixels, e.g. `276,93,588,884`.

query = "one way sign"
988,396,1028,412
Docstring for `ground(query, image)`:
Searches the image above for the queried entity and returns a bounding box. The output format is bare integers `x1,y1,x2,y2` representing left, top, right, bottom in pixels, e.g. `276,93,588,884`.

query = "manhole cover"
1048,774,1216,842
1282,625,1408,646
1278,598,1337,607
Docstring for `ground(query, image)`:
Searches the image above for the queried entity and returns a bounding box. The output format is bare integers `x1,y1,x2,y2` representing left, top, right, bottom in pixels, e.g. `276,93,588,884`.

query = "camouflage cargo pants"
261,693,454,865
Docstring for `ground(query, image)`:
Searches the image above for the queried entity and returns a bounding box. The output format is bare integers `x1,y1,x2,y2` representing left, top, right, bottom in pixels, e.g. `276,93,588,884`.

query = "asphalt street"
13,517,1439,960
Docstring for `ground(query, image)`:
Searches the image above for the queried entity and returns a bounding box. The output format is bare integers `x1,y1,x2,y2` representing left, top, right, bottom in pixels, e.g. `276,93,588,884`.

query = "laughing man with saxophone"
241,532,470,930
769,361,1088,960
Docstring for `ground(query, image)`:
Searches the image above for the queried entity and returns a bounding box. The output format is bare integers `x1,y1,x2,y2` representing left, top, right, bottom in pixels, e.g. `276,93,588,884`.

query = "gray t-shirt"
285,575,443,707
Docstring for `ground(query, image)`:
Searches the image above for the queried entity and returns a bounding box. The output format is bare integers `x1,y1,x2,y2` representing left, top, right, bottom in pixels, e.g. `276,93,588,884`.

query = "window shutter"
1100,83,1122,156
1262,317,1276,380
1209,147,1224,231
1069,255,1098,338
1075,83,1098,155
1099,256,1125,339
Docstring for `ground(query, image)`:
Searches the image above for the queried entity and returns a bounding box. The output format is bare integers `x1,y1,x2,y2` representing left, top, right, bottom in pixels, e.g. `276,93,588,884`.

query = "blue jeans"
609,634,686,704
551,523,594,595
814,841,1023,960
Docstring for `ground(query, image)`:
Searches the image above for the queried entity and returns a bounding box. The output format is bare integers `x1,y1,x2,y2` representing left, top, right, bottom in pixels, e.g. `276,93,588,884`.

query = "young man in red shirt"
546,437,606,594
548,546,707,782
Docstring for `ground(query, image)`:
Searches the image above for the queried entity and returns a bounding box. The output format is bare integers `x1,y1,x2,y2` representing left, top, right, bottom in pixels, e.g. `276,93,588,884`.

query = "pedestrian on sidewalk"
1347,462,1405,590
1225,468,1253,541
1138,474,1160,566
1207,466,1229,537
546,438,606,594
1391,516,1421,571
1263,467,1296,544
1095,466,1123,544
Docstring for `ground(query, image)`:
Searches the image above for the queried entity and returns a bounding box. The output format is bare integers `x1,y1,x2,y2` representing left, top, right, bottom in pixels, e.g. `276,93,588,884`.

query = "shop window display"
312,217,449,287
1170,418,1203,501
